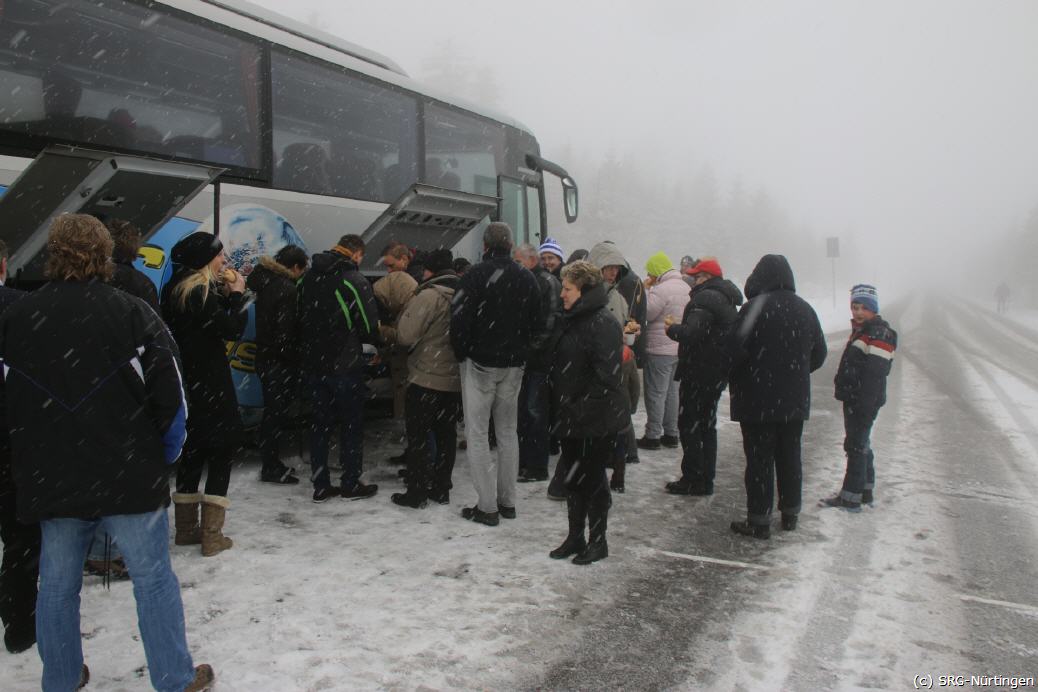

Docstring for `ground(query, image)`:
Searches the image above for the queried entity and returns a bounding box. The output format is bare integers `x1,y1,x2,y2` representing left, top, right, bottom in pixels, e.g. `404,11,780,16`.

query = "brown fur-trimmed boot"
172,493,202,546
200,495,233,557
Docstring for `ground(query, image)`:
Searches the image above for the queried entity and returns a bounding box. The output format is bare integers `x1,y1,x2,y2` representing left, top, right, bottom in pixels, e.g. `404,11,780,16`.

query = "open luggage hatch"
357,183,498,274
0,145,223,283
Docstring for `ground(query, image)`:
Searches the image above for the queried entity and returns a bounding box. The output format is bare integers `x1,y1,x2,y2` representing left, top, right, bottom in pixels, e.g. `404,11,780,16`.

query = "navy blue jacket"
834,316,897,412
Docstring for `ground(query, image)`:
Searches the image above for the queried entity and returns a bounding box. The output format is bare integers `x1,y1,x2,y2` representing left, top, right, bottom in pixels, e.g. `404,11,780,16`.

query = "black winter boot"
573,504,608,564
730,520,770,539
550,496,587,559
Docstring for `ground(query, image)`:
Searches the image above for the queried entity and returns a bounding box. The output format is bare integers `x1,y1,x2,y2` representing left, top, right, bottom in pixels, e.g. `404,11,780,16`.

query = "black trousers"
739,421,804,525
405,384,461,498
560,437,613,540
256,359,299,474
176,444,234,497
677,382,724,490
0,471,40,650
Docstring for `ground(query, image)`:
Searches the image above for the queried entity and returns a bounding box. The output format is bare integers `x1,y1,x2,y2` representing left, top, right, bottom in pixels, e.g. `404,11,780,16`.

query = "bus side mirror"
562,176,578,223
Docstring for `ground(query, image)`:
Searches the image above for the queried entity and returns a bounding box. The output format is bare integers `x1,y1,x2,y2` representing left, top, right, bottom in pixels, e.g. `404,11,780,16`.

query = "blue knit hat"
538,237,564,260
850,284,879,313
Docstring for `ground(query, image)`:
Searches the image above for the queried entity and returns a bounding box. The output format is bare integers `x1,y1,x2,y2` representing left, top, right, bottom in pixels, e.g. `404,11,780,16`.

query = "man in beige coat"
389,249,462,508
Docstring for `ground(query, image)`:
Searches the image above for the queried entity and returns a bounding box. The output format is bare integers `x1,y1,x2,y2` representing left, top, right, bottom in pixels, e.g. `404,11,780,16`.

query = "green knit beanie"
645,252,673,277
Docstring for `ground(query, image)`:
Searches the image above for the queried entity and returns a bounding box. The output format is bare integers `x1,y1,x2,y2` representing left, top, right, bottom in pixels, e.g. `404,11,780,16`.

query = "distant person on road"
821,284,897,511
0,214,213,691
664,257,743,496
450,222,542,526
547,261,627,564
728,254,827,539
247,244,308,486
994,282,1011,314
297,234,382,503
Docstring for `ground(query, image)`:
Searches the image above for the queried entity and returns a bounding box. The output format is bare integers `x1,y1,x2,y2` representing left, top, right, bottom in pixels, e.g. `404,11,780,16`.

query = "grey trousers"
459,359,524,513
643,354,680,438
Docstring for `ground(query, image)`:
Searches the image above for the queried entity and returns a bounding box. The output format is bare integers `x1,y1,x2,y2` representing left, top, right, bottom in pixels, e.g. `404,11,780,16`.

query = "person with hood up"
663,257,743,495
297,234,382,503
639,252,689,451
246,244,308,485
728,254,826,539
583,241,640,493
390,249,462,508
547,260,628,564
1,214,213,691
450,222,542,526
162,230,247,557
821,284,897,511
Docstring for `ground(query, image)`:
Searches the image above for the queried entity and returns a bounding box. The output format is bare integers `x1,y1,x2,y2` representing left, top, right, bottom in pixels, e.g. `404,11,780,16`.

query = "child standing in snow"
822,284,898,511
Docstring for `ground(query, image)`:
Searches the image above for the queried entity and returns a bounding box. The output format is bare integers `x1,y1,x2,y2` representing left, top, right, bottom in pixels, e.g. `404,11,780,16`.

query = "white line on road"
657,549,769,571
959,593,1038,616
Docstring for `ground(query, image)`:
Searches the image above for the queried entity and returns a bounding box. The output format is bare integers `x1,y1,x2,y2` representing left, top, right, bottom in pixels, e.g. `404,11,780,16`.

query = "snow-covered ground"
4,295,1037,690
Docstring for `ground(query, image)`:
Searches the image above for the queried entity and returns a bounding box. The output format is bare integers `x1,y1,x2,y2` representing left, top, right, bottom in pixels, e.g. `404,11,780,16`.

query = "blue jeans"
840,402,877,502
517,370,551,476
308,371,366,490
38,510,194,692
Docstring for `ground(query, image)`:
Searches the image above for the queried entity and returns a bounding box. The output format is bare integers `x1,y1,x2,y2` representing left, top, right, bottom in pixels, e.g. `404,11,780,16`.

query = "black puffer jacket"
834,315,897,412
549,283,629,439
450,249,542,368
110,261,160,314
527,264,563,372
246,257,299,368
0,285,24,491
667,276,744,391
162,268,247,449
728,255,827,423
1,281,186,522
297,250,380,375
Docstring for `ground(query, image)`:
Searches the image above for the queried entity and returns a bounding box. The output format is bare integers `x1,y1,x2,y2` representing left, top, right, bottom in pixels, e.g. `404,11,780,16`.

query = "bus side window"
278,142,333,196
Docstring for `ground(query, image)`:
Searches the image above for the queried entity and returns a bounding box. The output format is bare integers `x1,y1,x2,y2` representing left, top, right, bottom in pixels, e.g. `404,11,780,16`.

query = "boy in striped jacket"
822,284,898,511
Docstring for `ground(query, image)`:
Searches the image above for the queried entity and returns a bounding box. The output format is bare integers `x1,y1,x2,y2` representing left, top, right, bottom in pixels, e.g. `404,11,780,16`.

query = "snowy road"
3,296,1037,691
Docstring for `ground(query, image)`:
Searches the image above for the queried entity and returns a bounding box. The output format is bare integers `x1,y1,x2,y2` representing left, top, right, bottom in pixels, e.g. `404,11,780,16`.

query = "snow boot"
573,505,608,564
861,489,874,504
820,495,862,512
781,513,798,531
660,434,680,449
184,664,215,692
200,495,233,557
550,495,587,559
172,493,202,546
76,664,89,689
390,490,427,509
730,520,770,539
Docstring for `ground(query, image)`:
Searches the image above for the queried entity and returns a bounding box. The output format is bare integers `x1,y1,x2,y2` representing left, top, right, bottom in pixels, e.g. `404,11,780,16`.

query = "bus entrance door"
0,145,223,285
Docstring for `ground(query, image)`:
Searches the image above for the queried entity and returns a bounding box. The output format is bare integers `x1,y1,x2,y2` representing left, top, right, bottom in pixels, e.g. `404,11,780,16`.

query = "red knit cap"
685,258,723,278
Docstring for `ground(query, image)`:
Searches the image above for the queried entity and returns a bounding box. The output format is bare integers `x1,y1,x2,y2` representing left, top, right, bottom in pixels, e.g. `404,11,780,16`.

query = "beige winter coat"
374,271,418,345
395,272,460,392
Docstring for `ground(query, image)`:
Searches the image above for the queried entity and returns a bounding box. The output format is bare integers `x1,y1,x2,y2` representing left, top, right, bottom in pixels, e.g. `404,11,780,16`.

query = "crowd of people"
0,214,898,690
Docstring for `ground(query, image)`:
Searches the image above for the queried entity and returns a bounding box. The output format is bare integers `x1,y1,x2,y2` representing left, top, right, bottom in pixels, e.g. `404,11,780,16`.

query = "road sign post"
826,237,840,310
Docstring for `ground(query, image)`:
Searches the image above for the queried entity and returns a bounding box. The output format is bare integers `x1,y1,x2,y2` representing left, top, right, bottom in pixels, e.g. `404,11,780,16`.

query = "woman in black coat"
548,261,629,565
161,232,247,557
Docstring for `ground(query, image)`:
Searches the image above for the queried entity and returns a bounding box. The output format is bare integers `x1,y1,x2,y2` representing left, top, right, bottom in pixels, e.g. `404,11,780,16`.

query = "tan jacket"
374,271,418,345
396,272,460,392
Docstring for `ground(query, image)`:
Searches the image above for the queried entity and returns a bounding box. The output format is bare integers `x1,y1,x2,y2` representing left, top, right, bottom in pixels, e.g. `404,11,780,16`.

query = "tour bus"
0,0,578,418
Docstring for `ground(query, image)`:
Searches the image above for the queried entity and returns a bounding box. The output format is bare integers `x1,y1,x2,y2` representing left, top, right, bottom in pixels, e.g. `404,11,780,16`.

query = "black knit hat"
424,248,454,273
171,232,223,270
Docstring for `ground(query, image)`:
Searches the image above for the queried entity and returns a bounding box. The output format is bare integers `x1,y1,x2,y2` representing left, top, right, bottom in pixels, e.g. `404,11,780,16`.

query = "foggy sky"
250,0,1038,295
